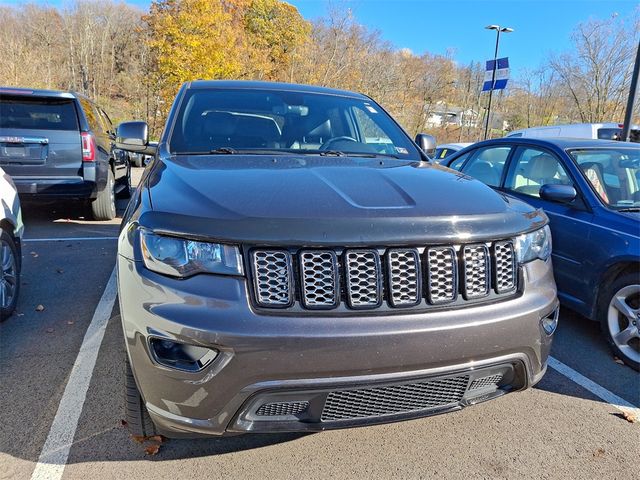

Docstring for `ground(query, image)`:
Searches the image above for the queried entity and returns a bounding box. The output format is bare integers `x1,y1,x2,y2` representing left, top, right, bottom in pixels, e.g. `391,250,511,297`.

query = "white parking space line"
548,356,640,418
30,267,118,480
23,236,119,242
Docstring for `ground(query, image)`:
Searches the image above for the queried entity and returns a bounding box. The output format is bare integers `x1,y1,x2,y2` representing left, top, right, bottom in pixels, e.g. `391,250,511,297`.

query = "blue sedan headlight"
140,230,243,277
515,225,552,263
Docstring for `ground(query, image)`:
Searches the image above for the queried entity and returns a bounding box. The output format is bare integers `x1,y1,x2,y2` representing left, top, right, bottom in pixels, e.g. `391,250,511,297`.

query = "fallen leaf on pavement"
613,357,624,365
131,435,146,444
144,444,160,456
592,448,605,458
30,251,39,258
148,435,165,443
621,411,638,423
56,268,64,274
36,305,45,312
67,320,74,325
120,419,128,427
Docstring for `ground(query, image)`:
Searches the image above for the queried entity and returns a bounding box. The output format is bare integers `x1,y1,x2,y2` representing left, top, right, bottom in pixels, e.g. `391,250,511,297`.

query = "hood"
140,155,547,246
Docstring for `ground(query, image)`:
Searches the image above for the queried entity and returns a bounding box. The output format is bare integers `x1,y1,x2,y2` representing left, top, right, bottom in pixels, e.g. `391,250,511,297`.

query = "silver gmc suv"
116,81,558,438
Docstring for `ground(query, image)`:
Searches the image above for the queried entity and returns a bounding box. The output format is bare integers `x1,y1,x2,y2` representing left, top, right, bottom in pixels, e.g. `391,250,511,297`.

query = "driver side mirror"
116,121,156,154
415,133,436,157
539,184,577,204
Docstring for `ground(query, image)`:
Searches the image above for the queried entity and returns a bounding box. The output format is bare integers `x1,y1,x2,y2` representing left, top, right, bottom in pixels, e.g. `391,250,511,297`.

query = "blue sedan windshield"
569,147,640,209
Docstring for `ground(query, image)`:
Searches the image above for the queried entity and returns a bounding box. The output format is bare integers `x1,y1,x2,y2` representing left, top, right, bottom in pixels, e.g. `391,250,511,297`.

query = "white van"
506,122,639,142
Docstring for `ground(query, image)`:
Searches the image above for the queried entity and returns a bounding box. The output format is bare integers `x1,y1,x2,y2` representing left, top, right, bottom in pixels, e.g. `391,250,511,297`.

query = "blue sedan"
442,137,640,370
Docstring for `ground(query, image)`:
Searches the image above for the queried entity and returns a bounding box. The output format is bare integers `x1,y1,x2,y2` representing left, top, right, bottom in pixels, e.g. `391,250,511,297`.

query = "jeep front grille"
345,250,382,308
387,249,421,307
299,251,339,308
251,250,293,307
249,241,518,311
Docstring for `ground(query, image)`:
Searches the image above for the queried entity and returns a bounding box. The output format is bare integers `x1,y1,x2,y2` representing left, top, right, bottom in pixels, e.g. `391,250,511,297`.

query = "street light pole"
621,40,640,142
483,25,513,141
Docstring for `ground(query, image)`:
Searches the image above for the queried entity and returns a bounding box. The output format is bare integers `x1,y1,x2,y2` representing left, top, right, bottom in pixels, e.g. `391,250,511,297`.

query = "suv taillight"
81,132,96,162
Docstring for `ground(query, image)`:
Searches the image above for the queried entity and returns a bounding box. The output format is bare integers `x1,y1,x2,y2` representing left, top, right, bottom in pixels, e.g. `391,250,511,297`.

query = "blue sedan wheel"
605,279,640,371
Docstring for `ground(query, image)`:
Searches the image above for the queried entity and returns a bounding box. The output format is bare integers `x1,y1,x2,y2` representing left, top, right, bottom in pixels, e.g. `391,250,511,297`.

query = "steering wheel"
320,136,358,151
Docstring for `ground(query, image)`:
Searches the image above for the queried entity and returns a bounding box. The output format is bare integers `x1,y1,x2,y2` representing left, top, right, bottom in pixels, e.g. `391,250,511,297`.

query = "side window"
98,108,113,133
505,147,572,198
447,150,472,170
460,146,511,187
79,98,100,133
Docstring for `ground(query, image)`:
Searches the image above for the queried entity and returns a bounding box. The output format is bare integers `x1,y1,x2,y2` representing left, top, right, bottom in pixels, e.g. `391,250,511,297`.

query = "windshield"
568,147,640,209
168,88,421,159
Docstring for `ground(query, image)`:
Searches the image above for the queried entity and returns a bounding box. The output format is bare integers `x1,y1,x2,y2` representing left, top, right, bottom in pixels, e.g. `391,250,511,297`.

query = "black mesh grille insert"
321,375,470,421
256,401,309,417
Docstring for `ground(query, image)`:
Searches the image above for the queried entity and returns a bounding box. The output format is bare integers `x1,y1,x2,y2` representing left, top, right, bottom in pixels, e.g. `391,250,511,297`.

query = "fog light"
541,307,559,335
149,338,218,372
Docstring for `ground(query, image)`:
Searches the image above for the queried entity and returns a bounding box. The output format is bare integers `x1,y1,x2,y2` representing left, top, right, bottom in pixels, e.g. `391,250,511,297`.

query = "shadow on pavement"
535,306,640,406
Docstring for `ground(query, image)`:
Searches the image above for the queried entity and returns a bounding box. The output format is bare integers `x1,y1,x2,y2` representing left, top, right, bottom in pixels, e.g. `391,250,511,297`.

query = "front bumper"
118,255,557,438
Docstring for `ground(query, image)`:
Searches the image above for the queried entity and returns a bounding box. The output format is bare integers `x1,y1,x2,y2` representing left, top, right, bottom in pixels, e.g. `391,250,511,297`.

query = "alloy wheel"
0,238,17,310
607,284,640,365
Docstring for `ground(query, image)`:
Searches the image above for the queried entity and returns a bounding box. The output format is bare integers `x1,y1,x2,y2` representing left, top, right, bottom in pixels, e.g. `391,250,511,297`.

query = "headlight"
515,225,552,263
140,230,243,277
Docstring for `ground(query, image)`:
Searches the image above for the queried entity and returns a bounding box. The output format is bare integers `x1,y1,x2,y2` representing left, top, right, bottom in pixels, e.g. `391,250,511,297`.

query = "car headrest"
201,111,236,137
526,154,558,179
234,115,281,142
466,160,500,185
307,120,331,140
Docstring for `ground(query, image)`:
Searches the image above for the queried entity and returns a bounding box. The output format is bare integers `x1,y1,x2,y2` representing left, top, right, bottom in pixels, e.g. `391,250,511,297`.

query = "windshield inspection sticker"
395,147,409,154
364,104,378,113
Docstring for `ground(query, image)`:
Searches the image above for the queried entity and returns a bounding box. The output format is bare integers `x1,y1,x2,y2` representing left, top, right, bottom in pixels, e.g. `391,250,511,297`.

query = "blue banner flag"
482,57,510,91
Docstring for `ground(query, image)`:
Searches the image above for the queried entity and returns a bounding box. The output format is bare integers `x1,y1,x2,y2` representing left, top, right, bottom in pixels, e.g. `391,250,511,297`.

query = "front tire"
599,273,640,371
0,228,20,321
91,169,116,221
125,356,158,437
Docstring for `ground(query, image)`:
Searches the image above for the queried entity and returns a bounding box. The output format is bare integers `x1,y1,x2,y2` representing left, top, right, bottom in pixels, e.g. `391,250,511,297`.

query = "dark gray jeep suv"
0,87,130,220
117,81,558,438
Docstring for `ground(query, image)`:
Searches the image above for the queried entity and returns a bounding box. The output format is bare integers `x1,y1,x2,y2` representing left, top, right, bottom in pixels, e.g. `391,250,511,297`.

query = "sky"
2,0,638,75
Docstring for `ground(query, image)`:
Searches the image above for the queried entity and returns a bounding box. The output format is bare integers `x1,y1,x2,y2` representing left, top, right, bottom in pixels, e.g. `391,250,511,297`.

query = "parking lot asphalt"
0,167,638,480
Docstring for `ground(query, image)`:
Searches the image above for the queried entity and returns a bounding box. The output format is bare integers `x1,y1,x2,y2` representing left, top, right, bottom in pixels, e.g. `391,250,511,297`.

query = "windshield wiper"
318,150,346,157
344,152,400,159
209,147,237,154
617,207,640,212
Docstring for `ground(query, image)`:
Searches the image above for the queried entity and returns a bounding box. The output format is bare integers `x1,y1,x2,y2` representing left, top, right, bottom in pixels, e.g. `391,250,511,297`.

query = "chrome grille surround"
251,250,293,307
493,241,516,293
462,244,490,299
320,375,470,421
387,249,421,307
299,250,339,309
426,246,458,304
345,250,382,309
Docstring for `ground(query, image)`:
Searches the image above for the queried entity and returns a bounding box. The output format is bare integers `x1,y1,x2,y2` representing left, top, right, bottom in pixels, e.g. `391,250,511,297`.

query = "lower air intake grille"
321,375,469,421
256,401,309,417
469,374,503,391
